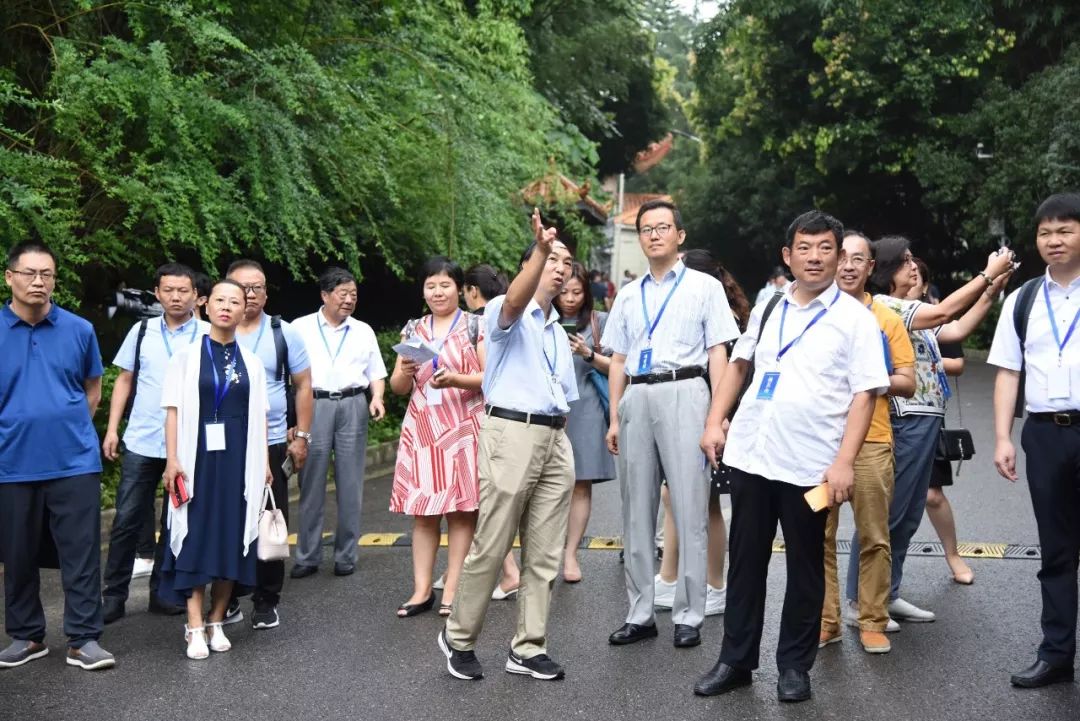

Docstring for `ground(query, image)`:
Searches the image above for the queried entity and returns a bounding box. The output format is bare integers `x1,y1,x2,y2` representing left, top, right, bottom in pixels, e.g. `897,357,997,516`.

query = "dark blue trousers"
1021,417,1080,667
102,449,168,602
0,474,103,647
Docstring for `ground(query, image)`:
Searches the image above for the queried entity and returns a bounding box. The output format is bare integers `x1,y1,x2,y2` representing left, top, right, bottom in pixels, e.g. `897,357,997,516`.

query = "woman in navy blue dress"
161,280,270,659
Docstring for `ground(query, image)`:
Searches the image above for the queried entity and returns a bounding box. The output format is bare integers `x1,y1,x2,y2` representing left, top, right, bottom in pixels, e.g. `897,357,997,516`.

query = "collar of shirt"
318,307,353,332
1044,266,1080,292
642,259,686,287
782,280,840,309
3,301,58,327
527,297,561,327
164,313,198,335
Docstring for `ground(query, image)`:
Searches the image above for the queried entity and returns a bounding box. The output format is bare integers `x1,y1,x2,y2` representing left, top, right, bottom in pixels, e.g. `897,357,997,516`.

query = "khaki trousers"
446,415,575,657
822,441,893,633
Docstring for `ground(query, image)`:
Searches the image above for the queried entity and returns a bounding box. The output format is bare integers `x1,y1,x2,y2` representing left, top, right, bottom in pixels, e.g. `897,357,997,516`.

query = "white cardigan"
161,337,269,559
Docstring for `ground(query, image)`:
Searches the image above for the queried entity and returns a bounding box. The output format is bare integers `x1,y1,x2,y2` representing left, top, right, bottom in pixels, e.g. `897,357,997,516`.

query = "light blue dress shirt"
113,314,209,458
235,313,311,444
482,295,579,415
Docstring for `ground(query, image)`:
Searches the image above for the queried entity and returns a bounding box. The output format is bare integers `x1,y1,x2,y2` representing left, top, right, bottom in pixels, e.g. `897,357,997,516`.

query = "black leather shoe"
777,668,812,702
609,622,658,645
673,624,701,648
693,660,752,696
333,562,356,577
290,564,318,579
102,597,125,625
1010,659,1075,688
397,593,436,618
147,595,184,616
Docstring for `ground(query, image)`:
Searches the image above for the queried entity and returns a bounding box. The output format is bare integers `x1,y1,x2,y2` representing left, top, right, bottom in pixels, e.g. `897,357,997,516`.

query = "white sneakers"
185,621,232,659
888,597,936,623
843,600,901,633
131,557,154,579
185,626,209,660
652,575,726,615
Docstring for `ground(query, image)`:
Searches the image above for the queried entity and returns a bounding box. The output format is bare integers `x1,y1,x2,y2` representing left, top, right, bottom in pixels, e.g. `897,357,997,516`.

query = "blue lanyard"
250,314,267,352
429,310,462,371
640,268,687,344
160,316,198,358
1043,280,1080,361
543,324,558,378
317,319,350,365
776,289,840,361
921,330,952,399
204,336,235,420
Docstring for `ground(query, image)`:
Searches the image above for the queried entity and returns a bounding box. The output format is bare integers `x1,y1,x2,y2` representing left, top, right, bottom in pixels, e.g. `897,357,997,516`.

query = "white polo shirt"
988,268,1080,412
723,281,890,487
291,308,387,392
602,260,740,374
482,295,578,415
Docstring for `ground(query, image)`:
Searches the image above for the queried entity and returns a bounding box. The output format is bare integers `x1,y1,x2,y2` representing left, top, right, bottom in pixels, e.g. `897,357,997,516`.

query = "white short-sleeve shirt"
291,309,386,392
988,268,1080,412
724,282,890,487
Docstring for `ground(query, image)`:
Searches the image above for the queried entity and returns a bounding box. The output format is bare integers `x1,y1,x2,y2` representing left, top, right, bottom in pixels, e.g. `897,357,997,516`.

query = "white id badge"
205,423,226,452
1048,365,1071,399
426,386,444,406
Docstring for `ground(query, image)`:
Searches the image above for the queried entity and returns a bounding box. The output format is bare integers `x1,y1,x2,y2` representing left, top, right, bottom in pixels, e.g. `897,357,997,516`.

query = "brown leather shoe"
818,628,842,648
860,630,891,654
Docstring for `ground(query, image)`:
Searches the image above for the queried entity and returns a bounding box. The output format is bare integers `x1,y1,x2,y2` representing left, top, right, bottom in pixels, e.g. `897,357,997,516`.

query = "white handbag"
257,487,290,561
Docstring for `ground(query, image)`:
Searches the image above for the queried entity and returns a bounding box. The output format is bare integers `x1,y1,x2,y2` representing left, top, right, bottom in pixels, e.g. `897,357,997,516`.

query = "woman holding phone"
389,257,485,617
554,261,614,583
160,279,271,660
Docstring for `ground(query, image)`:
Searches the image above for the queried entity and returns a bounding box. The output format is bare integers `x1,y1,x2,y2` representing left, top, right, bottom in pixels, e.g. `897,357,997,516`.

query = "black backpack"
1011,277,1043,418
270,315,296,427
737,292,784,404
123,319,150,420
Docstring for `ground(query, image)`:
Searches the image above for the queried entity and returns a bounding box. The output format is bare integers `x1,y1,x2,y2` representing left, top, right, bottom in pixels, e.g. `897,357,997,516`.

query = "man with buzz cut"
990,192,1080,689
100,263,209,625
693,210,889,703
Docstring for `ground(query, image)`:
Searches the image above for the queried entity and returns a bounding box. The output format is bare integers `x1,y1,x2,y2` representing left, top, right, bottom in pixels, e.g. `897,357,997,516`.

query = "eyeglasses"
333,289,358,301
639,223,675,238
845,255,871,267
8,269,56,282
240,284,266,295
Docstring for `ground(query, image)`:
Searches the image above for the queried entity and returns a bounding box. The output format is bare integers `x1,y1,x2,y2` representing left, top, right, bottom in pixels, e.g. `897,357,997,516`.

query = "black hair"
868,235,912,295
226,259,265,276
784,210,844,248
154,262,197,289
768,265,787,280
518,240,573,269
318,266,356,294
209,277,247,297
842,229,875,258
464,263,508,301
635,199,683,232
553,261,594,330
419,255,464,291
1034,193,1080,225
7,241,57,270
193,271,211,299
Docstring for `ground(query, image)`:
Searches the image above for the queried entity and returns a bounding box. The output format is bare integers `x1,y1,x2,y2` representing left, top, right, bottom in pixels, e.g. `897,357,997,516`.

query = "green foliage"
1,0,596,303
95,365,123,508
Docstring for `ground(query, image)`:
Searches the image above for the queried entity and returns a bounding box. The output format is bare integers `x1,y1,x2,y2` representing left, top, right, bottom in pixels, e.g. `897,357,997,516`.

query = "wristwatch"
585,350,596,363
295,430,312,443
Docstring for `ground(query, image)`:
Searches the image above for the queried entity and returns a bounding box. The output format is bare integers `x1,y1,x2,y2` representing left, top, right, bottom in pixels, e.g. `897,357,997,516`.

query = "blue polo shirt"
0,302,104,482
235,313,310,444
113,314,209,458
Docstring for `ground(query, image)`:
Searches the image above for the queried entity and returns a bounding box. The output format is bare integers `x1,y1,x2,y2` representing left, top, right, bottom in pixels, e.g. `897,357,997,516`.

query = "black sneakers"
252,608,280,630
438,630,483,680
505,650,565,680
223,598,244,626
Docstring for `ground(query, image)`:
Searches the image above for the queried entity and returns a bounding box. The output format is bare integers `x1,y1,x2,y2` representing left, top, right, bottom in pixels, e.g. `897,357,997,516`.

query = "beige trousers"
822,441,894,633
446,415,575,657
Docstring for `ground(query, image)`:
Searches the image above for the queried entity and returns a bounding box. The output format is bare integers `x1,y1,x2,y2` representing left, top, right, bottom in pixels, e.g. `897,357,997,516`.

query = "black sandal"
438,602,453,617
396,592,436,618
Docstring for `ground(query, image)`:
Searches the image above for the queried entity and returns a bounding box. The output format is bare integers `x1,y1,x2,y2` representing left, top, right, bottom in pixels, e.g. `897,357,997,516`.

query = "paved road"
1,359,1077,721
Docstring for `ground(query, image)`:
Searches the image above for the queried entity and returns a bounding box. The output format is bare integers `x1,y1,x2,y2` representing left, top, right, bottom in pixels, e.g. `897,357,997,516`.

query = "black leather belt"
485,405,567,429
629,367,706,385
314,387,366,400
1029,411,1080,426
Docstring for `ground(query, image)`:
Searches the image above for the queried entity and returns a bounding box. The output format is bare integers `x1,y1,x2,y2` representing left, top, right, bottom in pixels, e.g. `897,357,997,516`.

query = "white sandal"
185,625,209,660
206,621,232,653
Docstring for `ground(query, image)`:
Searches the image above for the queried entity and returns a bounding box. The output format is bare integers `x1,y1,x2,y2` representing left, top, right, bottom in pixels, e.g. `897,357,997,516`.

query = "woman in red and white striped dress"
389,257,484,618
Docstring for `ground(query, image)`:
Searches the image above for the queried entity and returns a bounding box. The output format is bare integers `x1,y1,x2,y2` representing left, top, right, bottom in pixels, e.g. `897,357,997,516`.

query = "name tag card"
1048,365,1071,400
757,372,780,400
637,348,653,375
205,422,226,452
426,386,444,406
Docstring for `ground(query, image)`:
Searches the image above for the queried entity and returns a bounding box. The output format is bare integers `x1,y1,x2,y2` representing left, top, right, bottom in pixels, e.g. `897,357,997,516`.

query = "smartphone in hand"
171,473,191,508
281,454,295,478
